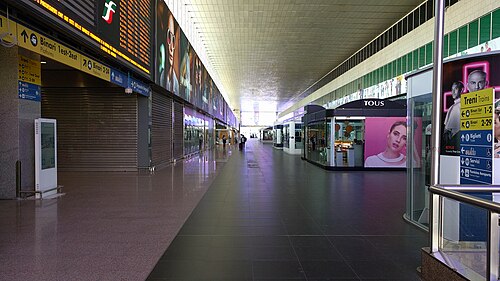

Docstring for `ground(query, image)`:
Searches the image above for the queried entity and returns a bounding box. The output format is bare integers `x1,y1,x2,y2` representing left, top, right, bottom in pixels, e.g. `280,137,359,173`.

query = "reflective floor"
0,140,427,280
0,146,232,280
147,140,427,280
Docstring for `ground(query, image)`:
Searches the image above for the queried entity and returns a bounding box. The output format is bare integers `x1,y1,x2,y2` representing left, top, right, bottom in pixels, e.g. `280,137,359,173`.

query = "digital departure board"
14,0,152,77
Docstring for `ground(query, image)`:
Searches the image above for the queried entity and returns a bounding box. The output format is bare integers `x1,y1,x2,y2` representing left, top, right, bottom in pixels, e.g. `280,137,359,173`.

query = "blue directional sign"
18,81,41,102
460,88,494,185
110,68,151,97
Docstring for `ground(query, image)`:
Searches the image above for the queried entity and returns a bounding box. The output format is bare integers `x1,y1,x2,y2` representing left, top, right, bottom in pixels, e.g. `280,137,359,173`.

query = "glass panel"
334,119,365,167
458,25,468,52
41,122,56,170
413,49,419,70
295,123,303,149
402,16,408,34
402,54,408,73
479,14,491,44
426,0,434,21
413,10,419,29
449,30,458,55
407,93,432,225
283,124,290,149
440,197,489,280
419,46,425,68
419,5,426,25
443,34,449,58
468,20,479,48
425,42,433,65
306,121,329,165
493,10,500,39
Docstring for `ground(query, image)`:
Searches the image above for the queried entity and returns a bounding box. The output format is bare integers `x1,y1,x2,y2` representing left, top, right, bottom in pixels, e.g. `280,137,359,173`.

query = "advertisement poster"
364,117,422,168
156,2,180,95
179,32,192,102
441,55,500,156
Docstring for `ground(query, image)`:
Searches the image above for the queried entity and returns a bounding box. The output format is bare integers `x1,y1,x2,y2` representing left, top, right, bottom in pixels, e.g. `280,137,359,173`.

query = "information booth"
302,99,409,170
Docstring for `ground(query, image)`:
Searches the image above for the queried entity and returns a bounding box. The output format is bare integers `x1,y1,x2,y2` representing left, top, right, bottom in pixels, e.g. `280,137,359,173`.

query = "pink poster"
364,117,422,168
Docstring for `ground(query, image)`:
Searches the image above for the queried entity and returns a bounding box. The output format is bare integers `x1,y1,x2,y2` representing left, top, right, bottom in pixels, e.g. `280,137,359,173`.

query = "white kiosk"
35,118,58,198
282,121,303,155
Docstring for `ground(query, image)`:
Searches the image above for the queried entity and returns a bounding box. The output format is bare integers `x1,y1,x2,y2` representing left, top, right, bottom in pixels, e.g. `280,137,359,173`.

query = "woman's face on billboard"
387,125,407,153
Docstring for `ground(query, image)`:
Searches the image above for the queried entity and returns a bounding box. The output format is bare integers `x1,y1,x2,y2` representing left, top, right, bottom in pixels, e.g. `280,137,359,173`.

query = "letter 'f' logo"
102,0,117,24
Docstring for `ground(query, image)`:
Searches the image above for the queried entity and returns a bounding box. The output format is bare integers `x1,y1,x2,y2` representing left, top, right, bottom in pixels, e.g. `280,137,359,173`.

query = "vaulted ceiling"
176,0,426,122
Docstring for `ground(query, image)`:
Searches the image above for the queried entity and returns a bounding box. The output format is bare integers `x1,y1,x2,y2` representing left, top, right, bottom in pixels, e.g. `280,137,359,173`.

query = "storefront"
260,127,274,142
302,99,408,170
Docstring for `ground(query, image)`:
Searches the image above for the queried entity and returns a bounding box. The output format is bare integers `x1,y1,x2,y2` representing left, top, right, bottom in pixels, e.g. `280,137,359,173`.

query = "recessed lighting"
41,61,47,64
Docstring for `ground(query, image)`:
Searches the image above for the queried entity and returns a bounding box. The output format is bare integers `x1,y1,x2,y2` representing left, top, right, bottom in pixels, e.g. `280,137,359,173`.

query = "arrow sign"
20,30,28,43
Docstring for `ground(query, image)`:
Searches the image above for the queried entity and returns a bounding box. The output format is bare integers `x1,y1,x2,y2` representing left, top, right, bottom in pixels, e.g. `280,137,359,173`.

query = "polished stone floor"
0,140,427,280
147,140,427,280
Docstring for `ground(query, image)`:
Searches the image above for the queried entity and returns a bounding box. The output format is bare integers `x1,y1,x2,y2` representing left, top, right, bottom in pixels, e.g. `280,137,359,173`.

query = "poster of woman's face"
155,1,180,95
364,117,422,168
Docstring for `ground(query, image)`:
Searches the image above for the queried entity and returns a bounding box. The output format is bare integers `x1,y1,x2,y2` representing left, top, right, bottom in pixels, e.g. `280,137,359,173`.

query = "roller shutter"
41,88,138,171
151,92,173,166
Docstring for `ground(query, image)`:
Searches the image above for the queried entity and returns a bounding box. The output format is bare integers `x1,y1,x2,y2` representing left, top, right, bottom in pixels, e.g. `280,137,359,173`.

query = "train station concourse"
1,0,500,280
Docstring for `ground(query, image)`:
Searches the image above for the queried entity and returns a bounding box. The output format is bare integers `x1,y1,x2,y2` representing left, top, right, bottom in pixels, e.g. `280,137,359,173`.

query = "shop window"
458,26,468,52
479,14,491,43
468,20,479,48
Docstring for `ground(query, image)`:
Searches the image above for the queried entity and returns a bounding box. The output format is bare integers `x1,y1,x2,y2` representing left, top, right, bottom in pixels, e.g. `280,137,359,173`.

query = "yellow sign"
18,55,41,85
461,88,494,131
16,23,112,83
461,117,493,130
81,55,110,81
0,15,17,44
17,25,81,69
461,88,494,109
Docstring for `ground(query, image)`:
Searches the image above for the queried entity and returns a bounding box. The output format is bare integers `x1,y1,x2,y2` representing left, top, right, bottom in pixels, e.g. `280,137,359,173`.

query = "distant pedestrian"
241,134,247,149
222,135,227,148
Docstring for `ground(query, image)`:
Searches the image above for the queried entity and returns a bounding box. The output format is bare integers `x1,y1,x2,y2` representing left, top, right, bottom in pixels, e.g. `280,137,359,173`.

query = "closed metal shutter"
41,88,138,171
173,101,184,159
151,92,172,166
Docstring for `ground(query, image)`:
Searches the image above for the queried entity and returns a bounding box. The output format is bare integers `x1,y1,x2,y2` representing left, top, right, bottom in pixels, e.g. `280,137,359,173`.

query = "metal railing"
429,185,500,281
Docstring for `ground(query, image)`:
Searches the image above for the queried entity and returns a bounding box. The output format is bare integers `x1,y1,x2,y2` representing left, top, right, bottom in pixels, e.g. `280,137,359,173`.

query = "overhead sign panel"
16,0,152,77
17,25,81,69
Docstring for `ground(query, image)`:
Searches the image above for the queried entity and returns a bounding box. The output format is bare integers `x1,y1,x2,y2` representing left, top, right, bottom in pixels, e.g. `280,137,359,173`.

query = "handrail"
437,184,500,192
429,185,500,213
428,185,500,281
